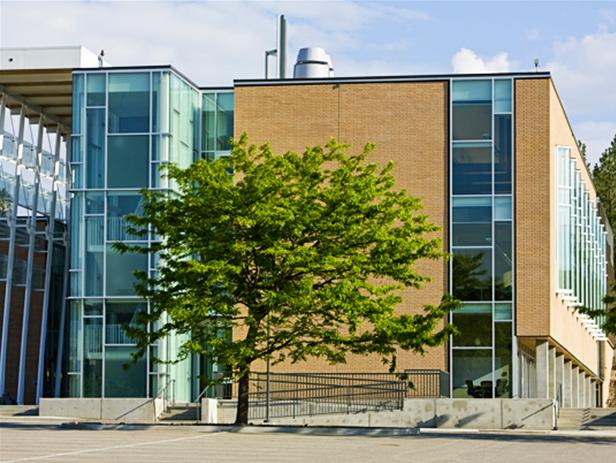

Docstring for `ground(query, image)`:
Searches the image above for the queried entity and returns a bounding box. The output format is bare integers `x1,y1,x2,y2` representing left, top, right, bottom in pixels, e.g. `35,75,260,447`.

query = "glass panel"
452,304,492,347
86,108,105,188
68,374,80,398
494,196,512,221
105,245,147,296
452,197,492,246
494,79,512,113
105,301,146,345
85,216,104,296
453,248,492,301
452,142,492,195
86,192,104,214
202,93,216,152
72,74,84,135
71,136,83,162
494,114,512,194
70,192,83,270
107,192,145,241
152,72,160,133
83,317,102,397
84,300,103,316
494,322,512,398
104,346,146,397
68,301,81,372
70,271,81,297
216,92,234,151
452,80,491,141
86,73,105,106
495,222,513,301
452,349,493,398
494,303,512,321
107,135,149,188
108,73,150,133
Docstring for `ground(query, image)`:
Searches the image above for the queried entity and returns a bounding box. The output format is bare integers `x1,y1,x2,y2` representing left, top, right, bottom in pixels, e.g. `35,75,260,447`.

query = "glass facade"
450,79,514,398
202,90,234,160
68,69,202,400
556,147,608,330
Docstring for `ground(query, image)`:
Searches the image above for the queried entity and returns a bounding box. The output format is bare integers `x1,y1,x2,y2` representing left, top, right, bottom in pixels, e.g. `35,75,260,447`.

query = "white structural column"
17,116,45,404
548,347,556,399
35,128,63,403
587,377,593,407
579,371,586,407
555,353,564,405
536,340,550,398
0,106,26,397
572,365,579,408
563,360,572,407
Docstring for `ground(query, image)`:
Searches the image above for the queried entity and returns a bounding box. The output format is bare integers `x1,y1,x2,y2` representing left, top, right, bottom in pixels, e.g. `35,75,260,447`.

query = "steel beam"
36,128,62,403
17,115,44,404
0,106,25,398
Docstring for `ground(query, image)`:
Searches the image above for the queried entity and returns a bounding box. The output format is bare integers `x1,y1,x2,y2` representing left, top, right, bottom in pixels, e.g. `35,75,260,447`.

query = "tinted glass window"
495,222,513,300
453,248,492,301
452,197,492,246
108,73,150,133
453,304,492,347
452,142,492,195
494,114,512,194
452,80,492,141
107,135,149,188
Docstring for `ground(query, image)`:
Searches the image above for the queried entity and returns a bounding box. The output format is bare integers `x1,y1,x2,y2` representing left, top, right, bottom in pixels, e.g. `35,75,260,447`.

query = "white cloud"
451,48,511,73
546,30,616,120
572,121,616,166
0,0,430,86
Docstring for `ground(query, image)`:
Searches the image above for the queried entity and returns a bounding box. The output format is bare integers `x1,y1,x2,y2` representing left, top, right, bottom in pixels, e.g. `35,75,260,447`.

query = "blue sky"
2,0,615,164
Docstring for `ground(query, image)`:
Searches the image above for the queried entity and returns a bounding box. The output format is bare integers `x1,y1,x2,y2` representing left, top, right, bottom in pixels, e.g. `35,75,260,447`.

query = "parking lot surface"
1,422,615,462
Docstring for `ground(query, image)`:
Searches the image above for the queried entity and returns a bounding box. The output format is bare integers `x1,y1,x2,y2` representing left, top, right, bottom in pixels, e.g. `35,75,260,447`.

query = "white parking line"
4,432,223,462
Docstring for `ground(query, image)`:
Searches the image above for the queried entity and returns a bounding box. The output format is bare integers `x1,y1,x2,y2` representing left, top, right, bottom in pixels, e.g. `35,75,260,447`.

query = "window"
108,73,150,133
104,346,147,397
453,249,492,301
105,301,146,345
86,74,105,106
83,317,102,397
105,244,147,296
494,222,513,300
86,109,105,188
452,142,492,195
107,135,149,188
452,349,493,398
452,80,492,141
452,304,492,347
494,114,512,194
452,197,492,246
107,192,145,241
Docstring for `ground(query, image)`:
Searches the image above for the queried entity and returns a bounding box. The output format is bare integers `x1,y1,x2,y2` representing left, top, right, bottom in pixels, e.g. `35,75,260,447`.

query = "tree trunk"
235,370,250,425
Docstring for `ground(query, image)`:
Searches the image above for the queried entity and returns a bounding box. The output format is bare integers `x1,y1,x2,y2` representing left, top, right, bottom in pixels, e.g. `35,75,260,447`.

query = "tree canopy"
120,135,457,424
593,134,616,235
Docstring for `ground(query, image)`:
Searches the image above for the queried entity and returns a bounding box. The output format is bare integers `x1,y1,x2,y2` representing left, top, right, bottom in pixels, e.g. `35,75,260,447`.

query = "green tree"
593,134,616,233
578,139,588,164
120,135,458,425
580,283,616,337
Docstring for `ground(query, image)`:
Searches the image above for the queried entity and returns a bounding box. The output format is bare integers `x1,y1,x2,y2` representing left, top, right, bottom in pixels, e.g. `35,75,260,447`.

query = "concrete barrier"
220,398,555,430
39,398,161,422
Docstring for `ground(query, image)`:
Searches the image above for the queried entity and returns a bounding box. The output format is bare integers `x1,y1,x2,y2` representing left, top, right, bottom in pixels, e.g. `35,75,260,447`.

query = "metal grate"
404,369,450,398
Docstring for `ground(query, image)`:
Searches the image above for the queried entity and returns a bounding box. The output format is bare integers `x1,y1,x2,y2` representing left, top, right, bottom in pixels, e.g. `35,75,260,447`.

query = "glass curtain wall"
202,91,234,161
450,79,514,399
556,147,608,330
68,69,199,400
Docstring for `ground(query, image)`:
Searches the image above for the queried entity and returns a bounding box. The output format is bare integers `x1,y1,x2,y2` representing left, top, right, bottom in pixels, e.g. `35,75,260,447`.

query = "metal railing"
195,380,233,421
404,369,450,398
247,372,406,420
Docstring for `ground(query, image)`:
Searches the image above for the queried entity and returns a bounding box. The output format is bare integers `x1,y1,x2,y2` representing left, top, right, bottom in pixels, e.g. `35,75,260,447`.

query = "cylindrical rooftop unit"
293,47,334,78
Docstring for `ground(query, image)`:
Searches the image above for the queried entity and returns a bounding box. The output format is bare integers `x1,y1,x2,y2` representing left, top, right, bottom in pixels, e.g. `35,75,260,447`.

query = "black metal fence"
404,369,450,398
248,372,406,420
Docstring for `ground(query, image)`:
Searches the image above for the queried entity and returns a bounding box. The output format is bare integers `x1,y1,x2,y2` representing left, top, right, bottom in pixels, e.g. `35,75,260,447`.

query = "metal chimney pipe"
277,14,287,78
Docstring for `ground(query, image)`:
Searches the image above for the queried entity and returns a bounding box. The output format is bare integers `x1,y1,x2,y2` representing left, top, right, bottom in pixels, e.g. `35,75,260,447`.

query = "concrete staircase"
158,402,199,422
558,408,616,430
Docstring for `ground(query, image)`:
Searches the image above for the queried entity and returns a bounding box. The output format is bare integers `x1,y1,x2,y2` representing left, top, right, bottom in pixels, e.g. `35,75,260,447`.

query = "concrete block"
435,399,500,429
101,398,157,421
501,399,554,430
39,398,102,419
201,398,219,423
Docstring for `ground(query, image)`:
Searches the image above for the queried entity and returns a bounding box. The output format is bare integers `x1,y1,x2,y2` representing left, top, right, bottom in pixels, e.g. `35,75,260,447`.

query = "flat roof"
234,71,551,87
0,67,72,134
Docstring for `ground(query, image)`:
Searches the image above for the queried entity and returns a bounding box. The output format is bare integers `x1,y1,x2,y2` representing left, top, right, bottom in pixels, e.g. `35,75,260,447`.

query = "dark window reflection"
453,249,492,301
494,222,512,300
495,114,512,194
452,143,492,195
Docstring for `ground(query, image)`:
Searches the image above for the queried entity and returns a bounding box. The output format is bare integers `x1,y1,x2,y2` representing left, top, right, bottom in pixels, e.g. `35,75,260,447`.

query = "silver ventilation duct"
293,47,334,78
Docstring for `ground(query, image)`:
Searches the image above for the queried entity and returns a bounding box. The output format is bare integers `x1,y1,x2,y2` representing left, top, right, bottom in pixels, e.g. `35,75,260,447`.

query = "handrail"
156,377,176,416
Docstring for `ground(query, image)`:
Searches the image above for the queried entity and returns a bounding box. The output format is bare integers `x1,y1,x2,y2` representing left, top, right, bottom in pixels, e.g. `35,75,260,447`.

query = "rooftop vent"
293,47,334,78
